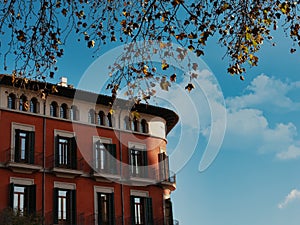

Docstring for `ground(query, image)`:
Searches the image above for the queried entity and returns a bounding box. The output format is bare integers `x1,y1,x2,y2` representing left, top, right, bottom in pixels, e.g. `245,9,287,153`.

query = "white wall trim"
130,190,149,197
54,181,76,190
10,177,34,185
128,142,146,150
54,129,75,138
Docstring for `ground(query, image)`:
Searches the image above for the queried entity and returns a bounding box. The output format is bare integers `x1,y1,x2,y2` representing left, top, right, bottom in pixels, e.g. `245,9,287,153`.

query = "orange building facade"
0,75,178,225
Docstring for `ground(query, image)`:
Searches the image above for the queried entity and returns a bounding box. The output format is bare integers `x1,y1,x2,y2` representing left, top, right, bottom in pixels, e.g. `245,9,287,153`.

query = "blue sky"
58,34,300,225
2,21,300,225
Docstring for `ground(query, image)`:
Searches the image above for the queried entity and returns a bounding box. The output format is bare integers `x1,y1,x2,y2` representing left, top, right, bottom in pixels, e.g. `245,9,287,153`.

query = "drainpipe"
118,107,125,225
42,100,46,224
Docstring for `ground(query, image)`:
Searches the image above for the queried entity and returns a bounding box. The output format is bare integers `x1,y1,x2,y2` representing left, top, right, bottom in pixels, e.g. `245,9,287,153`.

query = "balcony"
4,149,43,174
159,170,176,191
47,155,84,178
90,159,121,182
127,166,157,185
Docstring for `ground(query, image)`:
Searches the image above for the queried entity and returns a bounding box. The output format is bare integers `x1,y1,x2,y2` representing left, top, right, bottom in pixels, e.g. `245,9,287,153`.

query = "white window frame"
11,123,35,162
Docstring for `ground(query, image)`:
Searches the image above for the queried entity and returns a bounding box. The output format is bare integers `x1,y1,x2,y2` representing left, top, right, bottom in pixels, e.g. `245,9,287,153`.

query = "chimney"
58,77,68,87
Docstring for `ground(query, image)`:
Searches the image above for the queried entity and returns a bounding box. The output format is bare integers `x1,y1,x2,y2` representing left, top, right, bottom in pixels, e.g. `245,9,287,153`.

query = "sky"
2,16,300,225
57,33,300,225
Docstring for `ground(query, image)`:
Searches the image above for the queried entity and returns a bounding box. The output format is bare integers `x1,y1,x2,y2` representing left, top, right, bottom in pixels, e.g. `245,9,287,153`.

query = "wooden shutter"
106,144,117,174
97,193,102,224
109,193,115,225
165,199,174,225
55,135,60,167
70,190,77,225
14,129,21,162
28,131,35,164
143,149,148,177
27,184,36,215
145,197,154,225
53,188,59,224
70,137,77,169
8,183,14,209
130,196,135,225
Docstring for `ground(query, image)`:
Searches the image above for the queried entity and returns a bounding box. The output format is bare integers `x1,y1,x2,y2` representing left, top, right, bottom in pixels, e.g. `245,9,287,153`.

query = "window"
88,109,96,124
50,101,58,117
19,95,29,111
7,93,16,109
98,111,106,126
60,103,68,119
107,112,113,127
130,148,148,177
97,192,115,225
55,135,77,169
124,116,131,130
53,188,76,225
130,196,153,225
9,183,36,215
94,141,117,174
14,129,35,164
132,117,139,132
30,98,39,113
70,105,79,121
141,119,148,133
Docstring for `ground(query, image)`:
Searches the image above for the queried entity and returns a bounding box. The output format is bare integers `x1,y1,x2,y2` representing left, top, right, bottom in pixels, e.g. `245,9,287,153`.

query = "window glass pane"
58,138,68,165
58,190,67,220
14,186,25,214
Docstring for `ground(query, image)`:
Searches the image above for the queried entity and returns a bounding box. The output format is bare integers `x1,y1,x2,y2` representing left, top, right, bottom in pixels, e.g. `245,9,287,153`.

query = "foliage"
0,208,43,225
0,0,300,97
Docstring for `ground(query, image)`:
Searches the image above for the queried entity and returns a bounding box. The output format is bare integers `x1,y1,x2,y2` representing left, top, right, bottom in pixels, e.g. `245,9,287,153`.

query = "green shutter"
55,135,60,167
70,137,77,169
14,129,21,162
27,184,36,215
97,193,102,224
53,188,59,224
143,150,148,177
165,154,170,180
158,153,164,180
130,196,135,225
70,190,77,225
28,131,35,164
106,144,117,174
145,197,154,225
109,193,115,225
165,199,174,225
8,183,14,209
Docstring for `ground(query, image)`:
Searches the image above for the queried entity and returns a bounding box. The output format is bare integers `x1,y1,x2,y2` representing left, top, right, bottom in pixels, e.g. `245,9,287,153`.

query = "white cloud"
223,74,300,160
276,145,300,160
226,74,300,111
278,189,300,209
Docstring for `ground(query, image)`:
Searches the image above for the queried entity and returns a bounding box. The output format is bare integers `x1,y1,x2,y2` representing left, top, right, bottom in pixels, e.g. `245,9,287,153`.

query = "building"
0,74,179,225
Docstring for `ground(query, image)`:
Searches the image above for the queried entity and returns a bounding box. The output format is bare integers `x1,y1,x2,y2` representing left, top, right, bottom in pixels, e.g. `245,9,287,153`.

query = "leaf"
185,83,195,92
161,60,169,70
170,74,176,82
87,40,95,48
192,63,198,70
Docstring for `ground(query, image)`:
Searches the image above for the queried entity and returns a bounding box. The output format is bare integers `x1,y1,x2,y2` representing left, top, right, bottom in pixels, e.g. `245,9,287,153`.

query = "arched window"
60,103,68,119
7,93,16,109
19,95,28,111
88,109,96,124
107,112,113,127
124,116,131,130
30,97,39,113
98,111,106,126
50,101,58,117
141,119,149,133
132,117,139,132
70,105,79,121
